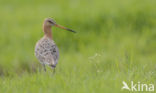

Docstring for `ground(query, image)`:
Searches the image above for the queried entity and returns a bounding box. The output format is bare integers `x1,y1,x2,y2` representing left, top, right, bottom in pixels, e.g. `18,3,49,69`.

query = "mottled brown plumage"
35,36,59,70
35,18,76,72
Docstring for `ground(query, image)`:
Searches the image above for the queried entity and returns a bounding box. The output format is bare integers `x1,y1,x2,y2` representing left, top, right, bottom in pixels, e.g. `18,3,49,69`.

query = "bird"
35,18,76,72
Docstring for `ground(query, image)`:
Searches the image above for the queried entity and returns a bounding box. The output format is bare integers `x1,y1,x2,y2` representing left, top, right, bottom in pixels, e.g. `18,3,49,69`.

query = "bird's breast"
35,37,59,64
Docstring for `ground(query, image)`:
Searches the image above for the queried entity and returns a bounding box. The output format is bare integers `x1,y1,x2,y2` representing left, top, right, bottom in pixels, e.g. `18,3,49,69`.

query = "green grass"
0,0,156,93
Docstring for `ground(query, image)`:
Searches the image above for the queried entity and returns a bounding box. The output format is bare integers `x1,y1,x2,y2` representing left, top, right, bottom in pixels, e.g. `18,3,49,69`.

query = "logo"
122,81,154,92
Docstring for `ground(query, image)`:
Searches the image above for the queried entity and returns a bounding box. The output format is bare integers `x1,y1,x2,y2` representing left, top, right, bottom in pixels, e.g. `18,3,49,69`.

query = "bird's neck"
43,26,53,39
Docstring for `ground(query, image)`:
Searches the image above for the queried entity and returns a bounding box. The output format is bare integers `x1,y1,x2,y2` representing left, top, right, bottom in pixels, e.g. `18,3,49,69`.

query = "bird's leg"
53,68,55,74
42,64,46,72
50,66,55,74
50,68,55,77
50,65,56,74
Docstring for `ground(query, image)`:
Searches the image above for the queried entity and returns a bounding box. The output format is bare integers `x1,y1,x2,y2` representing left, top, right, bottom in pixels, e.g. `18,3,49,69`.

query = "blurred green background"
0,0,156,93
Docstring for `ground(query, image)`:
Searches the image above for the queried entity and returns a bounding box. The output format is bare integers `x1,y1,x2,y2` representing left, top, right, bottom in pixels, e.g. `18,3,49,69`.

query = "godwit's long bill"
55,24,76,33
35,18,76,73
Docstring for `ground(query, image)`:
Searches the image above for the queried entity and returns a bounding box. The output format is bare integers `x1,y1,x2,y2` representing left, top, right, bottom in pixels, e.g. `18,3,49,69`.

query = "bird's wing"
49,45,59,65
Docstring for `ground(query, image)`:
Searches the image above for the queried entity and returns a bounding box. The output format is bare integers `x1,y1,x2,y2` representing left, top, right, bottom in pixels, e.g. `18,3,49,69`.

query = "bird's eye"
48,20,53,23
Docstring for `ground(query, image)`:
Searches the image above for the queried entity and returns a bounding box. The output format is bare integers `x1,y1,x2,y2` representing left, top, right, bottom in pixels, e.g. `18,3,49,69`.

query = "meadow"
0,0,156,93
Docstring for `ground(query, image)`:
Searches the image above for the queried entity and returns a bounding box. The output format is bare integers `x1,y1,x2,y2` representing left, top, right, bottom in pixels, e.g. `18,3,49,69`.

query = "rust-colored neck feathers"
43,23,52,39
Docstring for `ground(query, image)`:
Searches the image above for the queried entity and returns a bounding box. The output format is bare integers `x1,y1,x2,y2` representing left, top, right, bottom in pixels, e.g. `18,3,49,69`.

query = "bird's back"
35,37,59,67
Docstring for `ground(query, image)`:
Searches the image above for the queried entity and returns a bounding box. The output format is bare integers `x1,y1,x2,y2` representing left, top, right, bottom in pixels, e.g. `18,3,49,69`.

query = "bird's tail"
50,64,56,69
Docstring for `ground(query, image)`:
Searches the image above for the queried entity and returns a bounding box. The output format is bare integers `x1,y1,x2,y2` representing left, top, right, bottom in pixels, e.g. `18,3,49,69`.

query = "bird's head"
43,18,76,33
44,18,56,27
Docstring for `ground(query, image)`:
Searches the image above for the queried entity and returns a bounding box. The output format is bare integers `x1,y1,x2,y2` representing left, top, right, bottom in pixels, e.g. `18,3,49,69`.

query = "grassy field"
0,0,156,93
